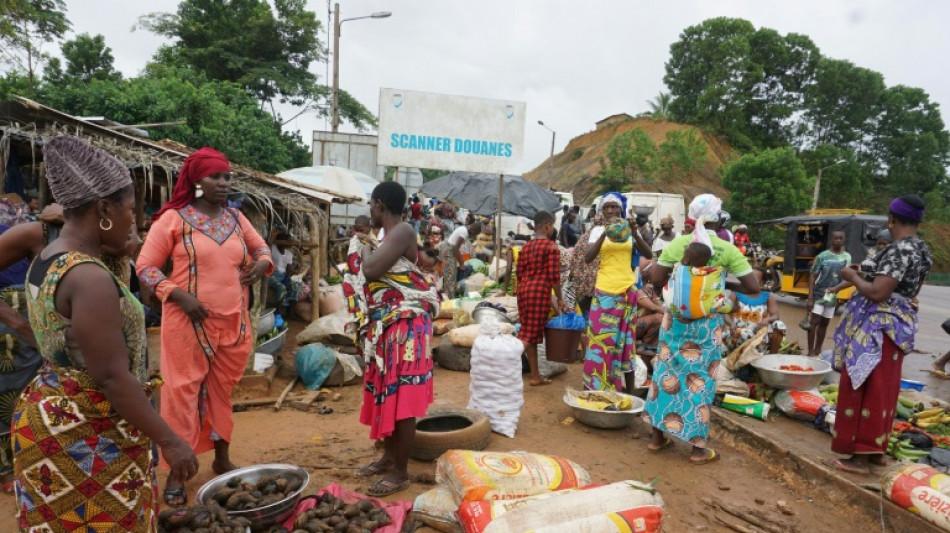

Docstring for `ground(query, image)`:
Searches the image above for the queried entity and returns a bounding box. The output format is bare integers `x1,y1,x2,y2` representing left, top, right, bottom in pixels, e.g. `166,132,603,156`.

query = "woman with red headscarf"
136,148,273,506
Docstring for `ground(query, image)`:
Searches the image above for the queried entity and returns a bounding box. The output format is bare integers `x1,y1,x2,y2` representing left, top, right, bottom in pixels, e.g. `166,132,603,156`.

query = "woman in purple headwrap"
829,194,932,475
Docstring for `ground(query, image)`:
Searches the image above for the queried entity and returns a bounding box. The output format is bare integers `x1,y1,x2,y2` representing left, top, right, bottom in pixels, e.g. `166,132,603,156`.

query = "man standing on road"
807,230,850,356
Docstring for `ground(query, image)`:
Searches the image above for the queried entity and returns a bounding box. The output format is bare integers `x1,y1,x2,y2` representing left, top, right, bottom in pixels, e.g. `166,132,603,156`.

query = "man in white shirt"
652,215,677,255
268,233,295,313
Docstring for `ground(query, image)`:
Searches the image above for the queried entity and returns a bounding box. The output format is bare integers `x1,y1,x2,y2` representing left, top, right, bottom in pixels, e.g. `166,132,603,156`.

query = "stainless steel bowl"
472,304,512,325
195,463,309,530
751,354,832,390
256,308,276,336
563,391,644,429
256,328,287,355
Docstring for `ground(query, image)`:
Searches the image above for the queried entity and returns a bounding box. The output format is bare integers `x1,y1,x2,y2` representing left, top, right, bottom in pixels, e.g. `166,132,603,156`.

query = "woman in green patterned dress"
12,136,197,532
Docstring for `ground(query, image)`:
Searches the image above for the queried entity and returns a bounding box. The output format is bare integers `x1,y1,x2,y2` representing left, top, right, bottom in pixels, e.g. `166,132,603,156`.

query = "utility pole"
331,3,341,132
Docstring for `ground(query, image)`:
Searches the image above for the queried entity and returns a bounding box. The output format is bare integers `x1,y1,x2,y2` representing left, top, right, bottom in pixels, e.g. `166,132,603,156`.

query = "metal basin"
563,390,644,430
195,463,309,530
256,308,276,337
751,354,832,390
256,328,287,355
472,304,512,325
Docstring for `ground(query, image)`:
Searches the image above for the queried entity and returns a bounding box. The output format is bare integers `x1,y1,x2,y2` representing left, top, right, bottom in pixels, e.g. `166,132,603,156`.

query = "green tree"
722,147,813,222
800,58,884,149
39,64,310,173
0,0,70,87
657,129,707,180
664,17,819,150
646,92,672,120
58,33,121,83
871,85,950,198
799,144,869,209
139,0,375,130
595,128,658,193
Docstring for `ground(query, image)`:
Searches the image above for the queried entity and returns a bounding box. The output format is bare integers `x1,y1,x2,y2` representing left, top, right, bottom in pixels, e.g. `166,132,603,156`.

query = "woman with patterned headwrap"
136,148,272,506
829,195,931,475
13,135,198,531
581,192,652,392
644,194,759,465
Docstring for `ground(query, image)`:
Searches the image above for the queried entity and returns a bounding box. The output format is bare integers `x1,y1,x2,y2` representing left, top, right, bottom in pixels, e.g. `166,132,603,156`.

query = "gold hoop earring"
99,218,113,231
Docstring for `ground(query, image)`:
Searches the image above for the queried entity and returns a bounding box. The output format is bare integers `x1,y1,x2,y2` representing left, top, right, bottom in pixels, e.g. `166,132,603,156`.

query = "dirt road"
0,363,880,532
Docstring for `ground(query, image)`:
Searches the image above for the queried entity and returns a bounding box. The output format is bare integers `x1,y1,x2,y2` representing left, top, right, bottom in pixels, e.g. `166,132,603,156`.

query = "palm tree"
646,92,672,120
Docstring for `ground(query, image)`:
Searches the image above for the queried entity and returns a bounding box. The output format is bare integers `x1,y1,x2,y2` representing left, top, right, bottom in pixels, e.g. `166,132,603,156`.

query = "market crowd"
0,133,936,531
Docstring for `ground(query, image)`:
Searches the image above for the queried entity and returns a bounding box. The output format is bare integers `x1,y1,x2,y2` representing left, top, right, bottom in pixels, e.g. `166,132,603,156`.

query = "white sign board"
377,88,525,174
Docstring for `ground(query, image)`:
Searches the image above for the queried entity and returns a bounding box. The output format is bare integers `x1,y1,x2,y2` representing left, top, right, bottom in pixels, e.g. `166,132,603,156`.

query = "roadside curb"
710,407,941,533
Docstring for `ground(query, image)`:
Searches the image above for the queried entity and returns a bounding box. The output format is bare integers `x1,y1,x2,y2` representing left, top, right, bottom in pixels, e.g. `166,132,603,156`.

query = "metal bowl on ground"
256,308,276,336
751,354,832,390
256,327,287,355
563,389,644,429
195,463,309,530
472,303,513,325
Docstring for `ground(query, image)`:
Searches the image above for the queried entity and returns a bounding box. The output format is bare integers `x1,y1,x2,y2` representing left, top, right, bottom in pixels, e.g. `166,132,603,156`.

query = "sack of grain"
435,451,591,503
468,328,524,438
411,486,462,533
882,463,950,531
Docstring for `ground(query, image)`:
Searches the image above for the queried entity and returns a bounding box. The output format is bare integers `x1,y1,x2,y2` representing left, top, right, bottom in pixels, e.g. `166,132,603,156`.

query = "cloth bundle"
663,264,730,320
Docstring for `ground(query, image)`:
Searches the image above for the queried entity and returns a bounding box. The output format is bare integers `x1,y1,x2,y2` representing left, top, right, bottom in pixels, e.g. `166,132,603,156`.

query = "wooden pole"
309,212,321,323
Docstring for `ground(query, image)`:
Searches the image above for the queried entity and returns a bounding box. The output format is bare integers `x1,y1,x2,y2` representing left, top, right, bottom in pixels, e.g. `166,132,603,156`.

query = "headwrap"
153,147,231,220
685,217,696,227
598,192,627,217
688,193,722,252
43,135,131,209
889,197,924,223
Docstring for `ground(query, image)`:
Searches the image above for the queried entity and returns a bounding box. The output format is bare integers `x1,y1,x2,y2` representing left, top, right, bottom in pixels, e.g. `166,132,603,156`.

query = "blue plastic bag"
546,312,586,331
295,344,337,390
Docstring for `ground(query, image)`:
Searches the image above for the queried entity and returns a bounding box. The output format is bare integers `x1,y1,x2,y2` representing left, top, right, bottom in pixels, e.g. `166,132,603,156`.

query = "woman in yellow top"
582,193,651,391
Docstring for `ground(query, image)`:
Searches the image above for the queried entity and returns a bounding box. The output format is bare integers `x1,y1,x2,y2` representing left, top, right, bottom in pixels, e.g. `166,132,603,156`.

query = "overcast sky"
60,0,950,174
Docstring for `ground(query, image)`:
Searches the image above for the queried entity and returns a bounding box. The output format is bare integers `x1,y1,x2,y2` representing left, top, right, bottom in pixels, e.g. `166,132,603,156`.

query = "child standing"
516,211,566,386
807,230,850,356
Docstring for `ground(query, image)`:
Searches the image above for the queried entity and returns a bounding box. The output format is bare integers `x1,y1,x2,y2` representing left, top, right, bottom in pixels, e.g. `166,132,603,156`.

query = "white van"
589,192,686,230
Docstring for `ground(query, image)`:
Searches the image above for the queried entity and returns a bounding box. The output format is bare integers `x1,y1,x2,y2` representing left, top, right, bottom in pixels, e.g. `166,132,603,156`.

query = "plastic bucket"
544,327,582,363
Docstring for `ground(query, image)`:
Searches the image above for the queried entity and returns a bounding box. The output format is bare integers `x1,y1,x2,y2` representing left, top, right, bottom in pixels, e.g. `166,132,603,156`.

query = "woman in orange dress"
136,148,272,506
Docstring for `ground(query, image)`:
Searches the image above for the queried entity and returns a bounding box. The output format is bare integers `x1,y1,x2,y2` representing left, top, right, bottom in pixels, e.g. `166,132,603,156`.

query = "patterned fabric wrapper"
663,264,729,320
582,286,638,391
833,293,917,390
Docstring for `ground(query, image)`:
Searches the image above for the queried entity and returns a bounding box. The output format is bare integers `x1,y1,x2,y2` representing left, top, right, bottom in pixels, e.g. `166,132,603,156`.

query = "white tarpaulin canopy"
277,166,374,203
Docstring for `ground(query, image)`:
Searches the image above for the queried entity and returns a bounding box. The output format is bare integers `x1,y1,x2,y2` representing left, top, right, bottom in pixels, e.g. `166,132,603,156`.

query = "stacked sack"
410,450,664,533
468,321,524,438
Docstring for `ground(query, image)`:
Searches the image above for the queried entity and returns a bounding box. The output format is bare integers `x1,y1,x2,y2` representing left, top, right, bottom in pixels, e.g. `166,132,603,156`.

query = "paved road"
776,284,949,399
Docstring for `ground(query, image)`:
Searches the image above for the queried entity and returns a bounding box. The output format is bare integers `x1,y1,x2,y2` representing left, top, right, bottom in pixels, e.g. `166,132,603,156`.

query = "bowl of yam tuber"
194,463,310,530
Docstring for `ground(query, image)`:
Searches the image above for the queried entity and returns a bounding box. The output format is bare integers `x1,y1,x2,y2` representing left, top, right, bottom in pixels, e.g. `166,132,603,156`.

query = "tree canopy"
596,127,707,193
722,148,813,222
0,0,70,84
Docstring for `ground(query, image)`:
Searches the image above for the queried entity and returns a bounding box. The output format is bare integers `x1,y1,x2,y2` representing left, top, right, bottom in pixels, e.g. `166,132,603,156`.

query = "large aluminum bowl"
195,463,309,530
472,304,513,325
256,308,276,336
256,328,287,355
751,354,832,390
563,390,644,429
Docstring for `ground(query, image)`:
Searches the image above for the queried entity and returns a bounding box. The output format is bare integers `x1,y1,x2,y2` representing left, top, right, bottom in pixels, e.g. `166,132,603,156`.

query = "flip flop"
356,459,392,478
689,449,720,465
163,486,187,507
647,437,673,452
829,459,870,476
367,478,410,497
528,378,552,387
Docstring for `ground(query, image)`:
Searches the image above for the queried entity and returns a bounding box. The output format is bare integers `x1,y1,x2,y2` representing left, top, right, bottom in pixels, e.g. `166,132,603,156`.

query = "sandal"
689,449,720,465
356,459,392,478
528,378,552,387
367,478,410,497
829,458,870,475
647,437,672,452
163,486,187,507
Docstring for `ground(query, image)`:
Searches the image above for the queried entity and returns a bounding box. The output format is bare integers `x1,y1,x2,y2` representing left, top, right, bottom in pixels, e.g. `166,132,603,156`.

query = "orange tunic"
137,206,272,455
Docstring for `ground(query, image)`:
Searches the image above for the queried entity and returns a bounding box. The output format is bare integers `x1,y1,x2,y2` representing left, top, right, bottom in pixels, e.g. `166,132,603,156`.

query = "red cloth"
282,483,411,533
153,147,231,220
516,238,561,344
832,335,904,455
410,202,422,220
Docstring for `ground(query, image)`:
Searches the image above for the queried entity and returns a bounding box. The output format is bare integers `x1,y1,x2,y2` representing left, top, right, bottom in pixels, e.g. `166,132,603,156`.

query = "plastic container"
899,379,925,391
720,394,770,420
544,327,582,363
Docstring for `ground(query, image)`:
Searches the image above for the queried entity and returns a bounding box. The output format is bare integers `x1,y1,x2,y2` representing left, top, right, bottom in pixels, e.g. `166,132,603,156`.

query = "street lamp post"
811,159,847,211
537,120,556,159
331,4,391,132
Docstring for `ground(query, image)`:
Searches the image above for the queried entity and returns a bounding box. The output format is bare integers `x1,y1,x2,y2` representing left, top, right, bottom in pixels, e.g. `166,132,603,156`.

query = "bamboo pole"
309,211,321,323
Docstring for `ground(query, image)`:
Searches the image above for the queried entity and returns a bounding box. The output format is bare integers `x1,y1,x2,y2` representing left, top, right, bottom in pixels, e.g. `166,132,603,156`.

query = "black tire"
433,337,472,372
411,406,492,461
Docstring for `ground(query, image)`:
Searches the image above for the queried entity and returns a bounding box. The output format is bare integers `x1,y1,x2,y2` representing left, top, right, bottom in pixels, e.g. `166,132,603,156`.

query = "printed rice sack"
435,451,591,503
882,463,950,531
774,389,827,421
459,481,664,533
411,486,463,533
663,264,729,320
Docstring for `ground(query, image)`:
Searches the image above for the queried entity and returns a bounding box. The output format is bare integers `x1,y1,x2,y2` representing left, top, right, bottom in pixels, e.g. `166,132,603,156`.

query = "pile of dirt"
523,116,734,205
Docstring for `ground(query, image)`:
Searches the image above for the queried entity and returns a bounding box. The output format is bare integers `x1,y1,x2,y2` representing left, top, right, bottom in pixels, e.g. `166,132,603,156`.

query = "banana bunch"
576,392,633,412
911,407,950,429
887,435,929,462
